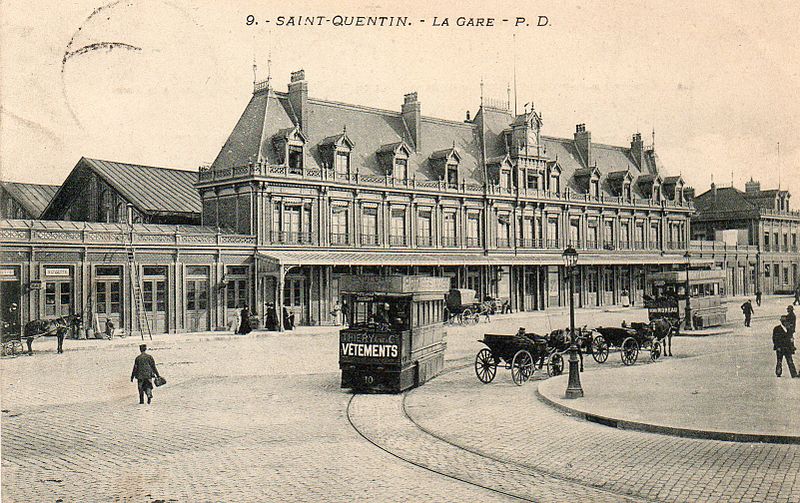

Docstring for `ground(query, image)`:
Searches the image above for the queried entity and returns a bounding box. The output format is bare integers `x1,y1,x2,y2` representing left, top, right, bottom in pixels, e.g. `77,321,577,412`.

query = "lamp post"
684,250,693,330
563,246,583,398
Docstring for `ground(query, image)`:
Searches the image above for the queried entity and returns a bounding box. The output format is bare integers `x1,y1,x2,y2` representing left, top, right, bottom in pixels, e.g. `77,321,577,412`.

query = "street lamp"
683,250,694,330
562,246,583,399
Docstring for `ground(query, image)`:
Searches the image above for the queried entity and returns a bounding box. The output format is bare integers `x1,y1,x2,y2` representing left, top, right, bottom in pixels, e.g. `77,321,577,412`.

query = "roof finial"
342,125,347,134
452,140,456,149
651,127,655,148
480,77,484,106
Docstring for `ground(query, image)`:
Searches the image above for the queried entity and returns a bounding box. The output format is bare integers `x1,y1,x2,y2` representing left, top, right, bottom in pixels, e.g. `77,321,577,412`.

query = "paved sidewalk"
538,309,800,441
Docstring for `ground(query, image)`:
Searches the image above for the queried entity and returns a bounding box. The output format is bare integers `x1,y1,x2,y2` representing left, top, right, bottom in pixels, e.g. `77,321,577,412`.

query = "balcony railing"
546,239,561,249
466,237,481,248
271,231,314,245
496,238,512,248
389,235,407,246
361,234,378,246
330,233,351,245
197,162,694,210
441,236,458,247
416,235,432,247
667,241,687,250
585,240,598,250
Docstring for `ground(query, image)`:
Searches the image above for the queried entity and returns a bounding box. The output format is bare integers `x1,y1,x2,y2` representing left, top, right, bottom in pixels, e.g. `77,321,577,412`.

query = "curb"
534,384,800,445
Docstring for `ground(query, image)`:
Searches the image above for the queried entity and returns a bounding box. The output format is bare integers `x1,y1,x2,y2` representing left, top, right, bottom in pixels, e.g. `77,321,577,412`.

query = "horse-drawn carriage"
592,319,672,366
474,332,565,385
2,314,81,356
445,289,490,326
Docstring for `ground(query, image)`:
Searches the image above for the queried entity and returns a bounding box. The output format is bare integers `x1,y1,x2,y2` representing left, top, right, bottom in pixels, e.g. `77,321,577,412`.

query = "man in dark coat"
131,344,161,404
755,290,762,306
773,315,798,378
787,306,796,337
741,300,754,327
794,288,800,306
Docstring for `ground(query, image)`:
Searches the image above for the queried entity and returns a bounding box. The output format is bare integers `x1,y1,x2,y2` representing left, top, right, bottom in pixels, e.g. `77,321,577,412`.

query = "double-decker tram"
338,275,448,393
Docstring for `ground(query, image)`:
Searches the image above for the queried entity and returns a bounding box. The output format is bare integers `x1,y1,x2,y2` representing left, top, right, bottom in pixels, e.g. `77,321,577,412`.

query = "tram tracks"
346,362,649,503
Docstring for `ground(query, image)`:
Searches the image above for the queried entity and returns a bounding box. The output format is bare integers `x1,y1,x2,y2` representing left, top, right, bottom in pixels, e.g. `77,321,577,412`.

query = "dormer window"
429,145,461,188
652,183,661,202
500,168,512,190
394,158,408,180
272,126,308,175
590,179,600,198
624,182,632,201
377,141,413,180
526,170,540,190
319,129,355,177
547,163,562,194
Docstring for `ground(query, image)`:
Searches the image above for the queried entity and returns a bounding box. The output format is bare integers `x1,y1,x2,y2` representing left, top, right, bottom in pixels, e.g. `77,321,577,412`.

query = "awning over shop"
256,250,699,269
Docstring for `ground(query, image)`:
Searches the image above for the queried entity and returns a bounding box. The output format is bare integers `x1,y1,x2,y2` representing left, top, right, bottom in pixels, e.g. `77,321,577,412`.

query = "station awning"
256,250,697,268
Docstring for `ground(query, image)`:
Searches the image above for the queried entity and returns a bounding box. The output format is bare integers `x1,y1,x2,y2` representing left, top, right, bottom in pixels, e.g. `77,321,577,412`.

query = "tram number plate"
363,375,375,385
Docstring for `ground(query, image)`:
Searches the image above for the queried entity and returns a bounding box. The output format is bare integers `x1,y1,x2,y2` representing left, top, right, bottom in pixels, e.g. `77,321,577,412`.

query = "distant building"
691,179,800,294
0,181,58,219
42,157,201,225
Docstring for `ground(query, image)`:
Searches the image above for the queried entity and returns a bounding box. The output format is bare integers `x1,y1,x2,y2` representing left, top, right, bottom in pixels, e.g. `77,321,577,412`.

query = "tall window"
283,205,304,243
497,213,511,247
390,208,406,245
335,151,350,176
764,231,770,251
620,220,630,248
774,232,779,251
467,212,481,247
635,222,645,249
446,164,458,186
443,211,457,247
604,220,614,249
590,179,600,198
569,219,580,247
587,224,599,249
650,222,661,249
547,217,559,248
417,210,432,246
623,182,632,201
361,207,378,245
331,206,349,245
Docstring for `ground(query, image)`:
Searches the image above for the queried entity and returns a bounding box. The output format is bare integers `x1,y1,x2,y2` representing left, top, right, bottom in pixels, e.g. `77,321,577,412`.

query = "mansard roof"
210,77,679,197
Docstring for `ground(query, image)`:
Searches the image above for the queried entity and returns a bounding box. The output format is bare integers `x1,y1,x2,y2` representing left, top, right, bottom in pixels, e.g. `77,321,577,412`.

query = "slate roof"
44,157,201,218
1,181,58,218
692,186,757,215
210,82,675,198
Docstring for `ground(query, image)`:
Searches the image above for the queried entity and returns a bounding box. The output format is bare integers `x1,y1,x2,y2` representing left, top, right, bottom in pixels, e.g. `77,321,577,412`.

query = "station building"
1,181,58,219
1,70,698,334
691,179,800,294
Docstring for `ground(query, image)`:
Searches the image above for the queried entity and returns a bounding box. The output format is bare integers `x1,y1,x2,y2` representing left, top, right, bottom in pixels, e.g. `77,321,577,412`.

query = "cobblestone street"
2,297,798,502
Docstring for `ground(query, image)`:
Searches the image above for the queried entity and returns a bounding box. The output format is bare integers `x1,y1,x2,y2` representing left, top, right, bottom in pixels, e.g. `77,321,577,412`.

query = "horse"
23,314,82,355
548,327,591,371
649,317,676,357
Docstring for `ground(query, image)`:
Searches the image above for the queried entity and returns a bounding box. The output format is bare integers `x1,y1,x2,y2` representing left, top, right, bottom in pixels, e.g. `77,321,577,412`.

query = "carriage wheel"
474,348,497,384
650,340,662,362
548,352,564,377
511,350,534,386
461,309,474,325
621,337,639,366
591,335,609,363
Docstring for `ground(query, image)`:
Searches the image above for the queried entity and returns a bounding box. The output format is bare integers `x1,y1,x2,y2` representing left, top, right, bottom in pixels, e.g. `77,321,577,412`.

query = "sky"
1,0,799,198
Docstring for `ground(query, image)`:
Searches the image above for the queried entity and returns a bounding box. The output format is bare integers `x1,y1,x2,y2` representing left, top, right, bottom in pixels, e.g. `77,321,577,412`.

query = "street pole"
684,250,693,330
564,246,583,399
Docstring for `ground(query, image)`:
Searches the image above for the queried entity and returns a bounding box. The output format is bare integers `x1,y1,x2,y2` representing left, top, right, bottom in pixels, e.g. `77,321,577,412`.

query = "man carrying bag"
773,315,798,378
131,344,162,404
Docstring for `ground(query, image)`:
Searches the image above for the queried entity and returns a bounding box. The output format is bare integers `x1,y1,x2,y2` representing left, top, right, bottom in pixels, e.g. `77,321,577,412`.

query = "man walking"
787,306,797,337
773,315,798,378
131,344,161,404
741,300,754,327
755,290,762,306
794,288,800,306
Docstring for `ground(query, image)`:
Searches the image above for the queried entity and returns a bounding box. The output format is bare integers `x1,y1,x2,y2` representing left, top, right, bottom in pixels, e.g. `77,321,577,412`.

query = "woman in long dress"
238,306,252,334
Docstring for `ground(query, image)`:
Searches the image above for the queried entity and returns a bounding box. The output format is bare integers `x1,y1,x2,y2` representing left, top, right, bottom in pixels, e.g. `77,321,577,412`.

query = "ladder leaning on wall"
126,236,152,341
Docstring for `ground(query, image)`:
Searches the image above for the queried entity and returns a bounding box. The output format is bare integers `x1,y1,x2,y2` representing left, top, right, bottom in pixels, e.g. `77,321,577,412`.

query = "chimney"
288,70,309,132
711,182,717,201
745,177,761,194
574,124,591,167
630,132,645,169
684,186,695,201
402,92,421,152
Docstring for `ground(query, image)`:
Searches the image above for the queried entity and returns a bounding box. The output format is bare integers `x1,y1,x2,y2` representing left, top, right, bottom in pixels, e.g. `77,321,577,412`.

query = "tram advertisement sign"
645,297,680,320
339,329,400,360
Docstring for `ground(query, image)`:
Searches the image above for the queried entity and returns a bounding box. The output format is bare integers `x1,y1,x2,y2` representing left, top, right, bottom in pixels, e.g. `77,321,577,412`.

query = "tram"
338,275,449,393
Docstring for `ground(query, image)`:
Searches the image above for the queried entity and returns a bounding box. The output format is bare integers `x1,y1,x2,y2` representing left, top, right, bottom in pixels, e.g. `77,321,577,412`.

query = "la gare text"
259,16,549,28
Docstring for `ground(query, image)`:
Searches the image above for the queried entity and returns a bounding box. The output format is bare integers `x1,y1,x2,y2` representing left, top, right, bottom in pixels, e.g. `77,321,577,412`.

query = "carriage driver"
516,327,548,369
